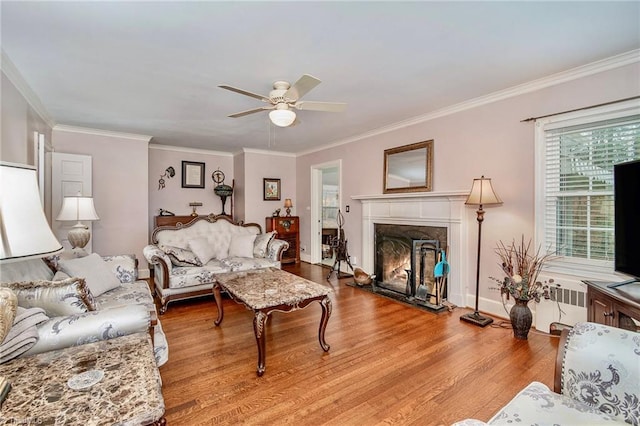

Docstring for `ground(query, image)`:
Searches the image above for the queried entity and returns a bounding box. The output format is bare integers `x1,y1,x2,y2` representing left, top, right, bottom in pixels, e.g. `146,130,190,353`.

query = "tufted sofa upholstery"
143,215,289,313
454,322,639,425
0,254,168,366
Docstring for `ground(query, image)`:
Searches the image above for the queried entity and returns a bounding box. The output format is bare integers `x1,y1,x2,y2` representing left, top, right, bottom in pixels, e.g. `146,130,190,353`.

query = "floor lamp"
460,175,502,327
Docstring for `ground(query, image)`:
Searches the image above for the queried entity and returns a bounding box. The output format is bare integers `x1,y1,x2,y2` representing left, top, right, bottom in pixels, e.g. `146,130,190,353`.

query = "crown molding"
1,50,55,128
298,49,640,157
54,125,152,142
149,143,233,156
241,147,296,158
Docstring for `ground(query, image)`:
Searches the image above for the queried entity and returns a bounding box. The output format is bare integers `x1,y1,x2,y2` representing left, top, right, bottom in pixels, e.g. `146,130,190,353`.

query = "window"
535,100,640,277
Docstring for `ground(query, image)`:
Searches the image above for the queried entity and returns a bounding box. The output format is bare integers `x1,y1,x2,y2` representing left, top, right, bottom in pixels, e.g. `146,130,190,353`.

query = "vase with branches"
490,236,560,339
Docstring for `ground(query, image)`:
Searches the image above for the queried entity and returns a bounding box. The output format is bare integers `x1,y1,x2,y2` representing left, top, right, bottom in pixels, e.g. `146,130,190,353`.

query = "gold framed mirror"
383,140,433,193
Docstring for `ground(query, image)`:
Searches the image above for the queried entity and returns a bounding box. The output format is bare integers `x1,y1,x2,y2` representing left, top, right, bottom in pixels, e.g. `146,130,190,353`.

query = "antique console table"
213,267,332,376
583,280,640,332
0,333,165,425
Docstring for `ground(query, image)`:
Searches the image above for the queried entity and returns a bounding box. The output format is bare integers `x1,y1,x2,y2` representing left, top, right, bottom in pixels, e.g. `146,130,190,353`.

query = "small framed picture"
263,178,281,201
182,161,205,189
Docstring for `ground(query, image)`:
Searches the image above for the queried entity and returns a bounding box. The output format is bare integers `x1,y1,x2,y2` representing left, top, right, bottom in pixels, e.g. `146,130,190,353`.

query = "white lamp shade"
269,109,296,127
0,162,63,263
56,196,100,221
465,176,503,206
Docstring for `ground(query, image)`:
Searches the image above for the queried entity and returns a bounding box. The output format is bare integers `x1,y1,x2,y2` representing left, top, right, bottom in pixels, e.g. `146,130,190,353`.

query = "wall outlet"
351,256,357,265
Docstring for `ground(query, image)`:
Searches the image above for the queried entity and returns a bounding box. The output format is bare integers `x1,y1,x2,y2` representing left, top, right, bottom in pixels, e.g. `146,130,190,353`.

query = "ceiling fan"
218,74,346,127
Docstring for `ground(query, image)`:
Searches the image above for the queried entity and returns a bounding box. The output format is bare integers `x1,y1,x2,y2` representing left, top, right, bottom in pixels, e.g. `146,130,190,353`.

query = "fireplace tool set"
326,209,354,279
414,248,450,312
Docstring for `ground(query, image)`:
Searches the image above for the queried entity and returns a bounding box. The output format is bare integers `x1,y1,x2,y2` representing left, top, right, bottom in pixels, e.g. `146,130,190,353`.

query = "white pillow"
188,237,218,264
253,231,275,258
229,234,257,258
58,253,121,297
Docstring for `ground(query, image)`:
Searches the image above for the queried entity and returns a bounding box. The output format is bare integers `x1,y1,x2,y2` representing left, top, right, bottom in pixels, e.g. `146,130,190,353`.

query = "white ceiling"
2,1,639,154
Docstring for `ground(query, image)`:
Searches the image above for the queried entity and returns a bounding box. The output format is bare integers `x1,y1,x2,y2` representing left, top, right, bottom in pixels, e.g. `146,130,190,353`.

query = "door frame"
310,159,342,264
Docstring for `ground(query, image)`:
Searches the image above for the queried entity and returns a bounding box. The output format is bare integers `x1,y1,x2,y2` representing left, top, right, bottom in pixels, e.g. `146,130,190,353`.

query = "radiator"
534,273,588,332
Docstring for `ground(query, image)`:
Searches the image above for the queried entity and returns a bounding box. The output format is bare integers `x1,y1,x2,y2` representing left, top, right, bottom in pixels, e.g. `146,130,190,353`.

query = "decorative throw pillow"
253,231,275,258
159,245,203,267
229,234,257,258
0,288,18,344
1,277,97,316
188,237,218,264
58,253,121,297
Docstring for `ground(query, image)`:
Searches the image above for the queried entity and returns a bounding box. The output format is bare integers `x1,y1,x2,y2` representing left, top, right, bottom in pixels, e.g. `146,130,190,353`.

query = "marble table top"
0,332,164,425
215,267,332,310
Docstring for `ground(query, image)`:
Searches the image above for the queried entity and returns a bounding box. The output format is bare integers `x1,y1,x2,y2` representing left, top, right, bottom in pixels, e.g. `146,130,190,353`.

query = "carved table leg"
253,310,268,377
318,296,332,352
213,283,224,326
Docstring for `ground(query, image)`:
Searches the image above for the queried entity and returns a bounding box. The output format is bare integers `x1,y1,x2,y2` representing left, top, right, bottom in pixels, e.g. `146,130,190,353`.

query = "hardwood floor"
157,263,559,425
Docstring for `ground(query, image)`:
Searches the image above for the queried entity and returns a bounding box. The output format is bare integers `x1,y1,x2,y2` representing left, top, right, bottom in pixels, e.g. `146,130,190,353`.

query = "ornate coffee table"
213,267,332,376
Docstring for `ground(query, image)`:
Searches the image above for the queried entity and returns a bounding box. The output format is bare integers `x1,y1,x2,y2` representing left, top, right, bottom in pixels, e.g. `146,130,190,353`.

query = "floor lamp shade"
461,175,502,327
0,162,63,263
56,195,100,249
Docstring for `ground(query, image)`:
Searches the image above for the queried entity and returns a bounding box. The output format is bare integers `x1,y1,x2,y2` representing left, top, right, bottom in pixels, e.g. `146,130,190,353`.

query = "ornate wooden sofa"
143,215,289,313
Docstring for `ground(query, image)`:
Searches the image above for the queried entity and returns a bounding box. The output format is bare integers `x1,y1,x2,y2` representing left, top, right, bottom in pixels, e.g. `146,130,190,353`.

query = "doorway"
310,160,341,265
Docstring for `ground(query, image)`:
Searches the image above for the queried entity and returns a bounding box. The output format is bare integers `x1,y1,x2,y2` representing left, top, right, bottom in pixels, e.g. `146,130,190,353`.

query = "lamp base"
460,312,494,327
67,223,90,249
285,207,291,217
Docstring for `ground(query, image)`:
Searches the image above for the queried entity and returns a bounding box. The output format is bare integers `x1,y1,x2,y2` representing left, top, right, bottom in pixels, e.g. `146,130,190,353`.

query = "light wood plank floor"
157,262,559,425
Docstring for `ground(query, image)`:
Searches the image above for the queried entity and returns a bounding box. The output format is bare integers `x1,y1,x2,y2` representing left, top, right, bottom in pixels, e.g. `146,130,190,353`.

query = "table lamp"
0,162,63,263
56,194,100,249
284,199,293,217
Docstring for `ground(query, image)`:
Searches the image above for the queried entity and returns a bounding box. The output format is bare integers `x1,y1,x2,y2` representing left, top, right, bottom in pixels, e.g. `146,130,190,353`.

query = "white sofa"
143,215,289,313
454,322,639,425
0,253,168,366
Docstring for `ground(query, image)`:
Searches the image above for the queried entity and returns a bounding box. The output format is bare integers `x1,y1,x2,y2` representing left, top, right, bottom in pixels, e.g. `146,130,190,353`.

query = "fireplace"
352,191,469,307
374,224,446,305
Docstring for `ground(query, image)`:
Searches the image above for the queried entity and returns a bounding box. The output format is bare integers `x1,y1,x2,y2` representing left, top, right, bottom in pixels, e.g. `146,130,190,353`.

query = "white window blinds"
543,114,640,269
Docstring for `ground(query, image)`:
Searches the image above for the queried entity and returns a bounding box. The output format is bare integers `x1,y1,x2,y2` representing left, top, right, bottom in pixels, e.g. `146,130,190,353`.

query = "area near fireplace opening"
374,223,447,309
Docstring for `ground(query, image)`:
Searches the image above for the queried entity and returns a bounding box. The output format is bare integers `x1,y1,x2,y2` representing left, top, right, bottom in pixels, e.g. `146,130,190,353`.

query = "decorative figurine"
272,208,281,217
159,208,175,216
158,166,175,190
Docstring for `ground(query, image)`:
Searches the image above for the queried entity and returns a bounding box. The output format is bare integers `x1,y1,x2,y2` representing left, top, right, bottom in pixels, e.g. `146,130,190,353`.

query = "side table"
0,333,165,425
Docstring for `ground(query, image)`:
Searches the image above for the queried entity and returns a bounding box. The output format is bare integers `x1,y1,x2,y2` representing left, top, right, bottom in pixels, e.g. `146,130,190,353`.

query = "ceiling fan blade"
284,74,321,101
294,101,347,112
218,85,271,103
228,106,274,118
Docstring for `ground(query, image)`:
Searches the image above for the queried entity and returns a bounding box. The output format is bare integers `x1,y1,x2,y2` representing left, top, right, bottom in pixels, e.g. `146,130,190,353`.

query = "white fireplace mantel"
352,191,470,306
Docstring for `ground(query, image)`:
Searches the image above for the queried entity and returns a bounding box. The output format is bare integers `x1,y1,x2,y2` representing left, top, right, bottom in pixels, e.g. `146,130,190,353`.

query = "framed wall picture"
263,178,281,201
182,161,205,188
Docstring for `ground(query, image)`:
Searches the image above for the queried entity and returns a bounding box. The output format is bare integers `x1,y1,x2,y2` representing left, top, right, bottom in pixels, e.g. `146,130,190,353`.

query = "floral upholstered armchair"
454,322,639,425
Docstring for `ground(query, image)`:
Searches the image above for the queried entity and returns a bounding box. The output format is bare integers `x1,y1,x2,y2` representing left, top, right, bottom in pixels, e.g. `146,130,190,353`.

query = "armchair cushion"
254,231,275,258
24,304,150,356
159,244,202,267
1,277,97,316
58,253,121,296
229,234,256,258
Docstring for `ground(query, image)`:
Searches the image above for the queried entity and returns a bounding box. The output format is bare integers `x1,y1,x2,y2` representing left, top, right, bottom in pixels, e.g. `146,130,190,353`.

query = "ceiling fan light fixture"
269,109,296,127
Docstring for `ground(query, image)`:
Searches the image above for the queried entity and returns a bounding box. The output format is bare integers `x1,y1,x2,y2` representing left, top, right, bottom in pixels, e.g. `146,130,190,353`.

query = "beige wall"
296,62,640,312
1,71,52,166
52,128,149,266
148,145,234,232
241,150,297,229
232,151,246,222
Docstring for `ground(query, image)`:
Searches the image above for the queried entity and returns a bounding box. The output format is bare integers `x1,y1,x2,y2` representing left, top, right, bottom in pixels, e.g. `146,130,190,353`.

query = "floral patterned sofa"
0,253,168,367
143,215,289,313
454,322,639,425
